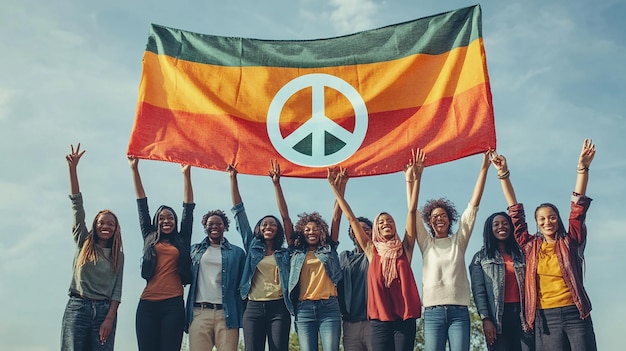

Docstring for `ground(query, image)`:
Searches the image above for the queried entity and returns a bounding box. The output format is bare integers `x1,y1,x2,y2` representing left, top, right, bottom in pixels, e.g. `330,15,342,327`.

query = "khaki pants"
189,307,239,351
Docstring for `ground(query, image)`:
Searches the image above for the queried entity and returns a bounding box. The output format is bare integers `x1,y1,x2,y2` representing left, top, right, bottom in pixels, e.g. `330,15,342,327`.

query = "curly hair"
202,209,230,231
253,215,285,249
292,212,330,249
77,210,123,273
421,198,459,237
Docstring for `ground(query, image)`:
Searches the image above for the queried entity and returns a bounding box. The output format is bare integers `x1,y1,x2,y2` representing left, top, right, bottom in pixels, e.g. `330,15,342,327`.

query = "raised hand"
181,164,191,176
578,139,596,170
405,148,425,181
227,162,238,177
489,152,508,175
66,143,86,169
127,155,139,171
269,159,281,185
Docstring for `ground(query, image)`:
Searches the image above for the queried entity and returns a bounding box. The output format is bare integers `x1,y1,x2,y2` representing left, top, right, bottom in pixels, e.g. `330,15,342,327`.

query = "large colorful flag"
128,4,495,178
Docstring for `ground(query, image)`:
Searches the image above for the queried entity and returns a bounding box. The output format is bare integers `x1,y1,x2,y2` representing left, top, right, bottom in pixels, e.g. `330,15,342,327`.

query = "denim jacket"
287,241,341,313
469,248,527,333
231,203,292,314
184,236,245,332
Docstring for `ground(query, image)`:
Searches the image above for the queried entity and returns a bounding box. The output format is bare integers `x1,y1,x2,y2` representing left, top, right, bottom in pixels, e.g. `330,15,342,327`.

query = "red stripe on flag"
128,83,495,178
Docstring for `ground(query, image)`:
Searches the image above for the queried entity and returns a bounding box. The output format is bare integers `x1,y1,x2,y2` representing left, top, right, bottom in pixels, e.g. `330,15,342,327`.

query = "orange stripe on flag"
128,83,494,178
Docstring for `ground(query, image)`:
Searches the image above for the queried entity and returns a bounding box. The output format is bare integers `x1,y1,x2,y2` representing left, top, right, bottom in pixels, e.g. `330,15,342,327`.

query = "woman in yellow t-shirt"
491,139,597,351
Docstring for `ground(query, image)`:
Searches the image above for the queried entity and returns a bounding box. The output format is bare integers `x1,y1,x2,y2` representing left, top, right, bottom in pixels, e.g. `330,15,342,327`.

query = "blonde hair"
76,210,123,273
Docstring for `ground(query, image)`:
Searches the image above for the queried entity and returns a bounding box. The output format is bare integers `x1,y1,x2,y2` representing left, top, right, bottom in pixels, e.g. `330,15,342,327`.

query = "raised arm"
128,156,146,199
469,151,491,207
228,163,242,206
403,148,425,261
66,143,86,195
67,144,88,244
575,139,595,196
490,153,518,206
328,167,372,260
270,160,294,245
182,164,193,204
329,167,346,244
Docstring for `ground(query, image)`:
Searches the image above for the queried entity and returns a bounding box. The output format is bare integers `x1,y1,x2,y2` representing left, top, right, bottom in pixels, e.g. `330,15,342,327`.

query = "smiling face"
95,213,117,247
259,217,278,241
205,215,225,244
535,206,560,240
158,209,176,235
491,214,511,241
376,214,396,240
429,207,450,238
303,221,322,249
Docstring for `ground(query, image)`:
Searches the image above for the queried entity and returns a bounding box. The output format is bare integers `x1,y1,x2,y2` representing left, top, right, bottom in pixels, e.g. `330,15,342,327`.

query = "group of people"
60,139,597,351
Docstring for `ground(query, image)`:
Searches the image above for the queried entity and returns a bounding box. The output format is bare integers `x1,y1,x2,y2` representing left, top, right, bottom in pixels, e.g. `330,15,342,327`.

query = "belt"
194,302,223,310
70,292,107,302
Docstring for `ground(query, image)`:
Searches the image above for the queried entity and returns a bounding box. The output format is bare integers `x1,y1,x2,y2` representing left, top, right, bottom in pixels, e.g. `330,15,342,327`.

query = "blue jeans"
370,318,416,351
294,297,341,351
243,299,291,351
136,296,185,351
61,296,116,351
424,305,470,351
535,305,597,351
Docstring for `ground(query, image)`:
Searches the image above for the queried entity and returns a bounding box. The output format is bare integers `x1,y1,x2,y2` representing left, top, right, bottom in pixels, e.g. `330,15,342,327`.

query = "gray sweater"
68,193,123,301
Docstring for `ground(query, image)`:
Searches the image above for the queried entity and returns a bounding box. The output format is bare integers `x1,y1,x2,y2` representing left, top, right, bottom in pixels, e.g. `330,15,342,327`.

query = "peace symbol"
266,73,368,167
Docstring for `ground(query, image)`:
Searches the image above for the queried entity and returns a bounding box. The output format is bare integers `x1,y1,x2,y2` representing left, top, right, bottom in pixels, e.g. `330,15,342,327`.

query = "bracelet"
497,170,510,179
577,167,589,174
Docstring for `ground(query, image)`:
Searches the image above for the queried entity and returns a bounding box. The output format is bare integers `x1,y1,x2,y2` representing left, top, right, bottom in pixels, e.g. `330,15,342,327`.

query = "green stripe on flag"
146,5,482,68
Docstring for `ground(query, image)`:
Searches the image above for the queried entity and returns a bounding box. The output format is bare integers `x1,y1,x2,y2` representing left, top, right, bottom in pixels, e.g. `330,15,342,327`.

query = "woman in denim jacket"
227,163,291,351
491,139,597,351
128,157,194,351
469,212,533,351
271,160,342,351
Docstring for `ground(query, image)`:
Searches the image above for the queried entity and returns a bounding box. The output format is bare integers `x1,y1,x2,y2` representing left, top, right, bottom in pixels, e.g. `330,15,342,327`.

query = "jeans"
343,320,373,351
294,297,341,351
370,319,416,351
489,303,534,351
243,299,291,351
535,305,597,351
424,305,470,351
61,296,116,351
136,296,185,351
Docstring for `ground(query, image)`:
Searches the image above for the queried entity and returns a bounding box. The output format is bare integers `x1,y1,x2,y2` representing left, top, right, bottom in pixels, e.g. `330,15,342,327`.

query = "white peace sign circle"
266,73,368,167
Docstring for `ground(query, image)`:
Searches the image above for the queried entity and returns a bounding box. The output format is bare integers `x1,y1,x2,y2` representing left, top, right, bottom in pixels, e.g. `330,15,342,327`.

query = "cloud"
328,0,381,34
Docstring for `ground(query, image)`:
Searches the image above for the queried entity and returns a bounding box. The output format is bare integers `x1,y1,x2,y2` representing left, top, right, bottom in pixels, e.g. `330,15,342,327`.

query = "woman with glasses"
415,151,491,351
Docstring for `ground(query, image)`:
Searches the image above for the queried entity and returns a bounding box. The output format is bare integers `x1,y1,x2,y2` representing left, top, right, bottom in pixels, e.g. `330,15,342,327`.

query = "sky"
1,0,625,350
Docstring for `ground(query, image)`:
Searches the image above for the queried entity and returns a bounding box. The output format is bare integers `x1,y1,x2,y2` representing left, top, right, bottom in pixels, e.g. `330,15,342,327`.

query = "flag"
128,4,495,178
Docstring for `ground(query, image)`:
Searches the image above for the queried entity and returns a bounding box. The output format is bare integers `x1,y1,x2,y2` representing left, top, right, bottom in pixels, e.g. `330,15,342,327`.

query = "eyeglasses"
430,213,448,220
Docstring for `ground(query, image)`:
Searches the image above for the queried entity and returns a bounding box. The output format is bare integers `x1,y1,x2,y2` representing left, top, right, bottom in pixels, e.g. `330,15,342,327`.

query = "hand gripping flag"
128,4,495,178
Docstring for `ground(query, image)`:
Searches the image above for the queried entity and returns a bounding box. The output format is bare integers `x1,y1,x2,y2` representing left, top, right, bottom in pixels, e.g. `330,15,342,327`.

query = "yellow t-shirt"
249,254,283,301
536,241,574,309
298,251,337,301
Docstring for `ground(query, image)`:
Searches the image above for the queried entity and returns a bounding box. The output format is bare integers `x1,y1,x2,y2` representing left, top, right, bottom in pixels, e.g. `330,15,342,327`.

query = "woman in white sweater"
413,152,490,351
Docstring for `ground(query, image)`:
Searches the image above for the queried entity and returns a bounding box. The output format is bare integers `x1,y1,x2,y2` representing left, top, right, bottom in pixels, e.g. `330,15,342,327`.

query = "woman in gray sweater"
61,144,124,350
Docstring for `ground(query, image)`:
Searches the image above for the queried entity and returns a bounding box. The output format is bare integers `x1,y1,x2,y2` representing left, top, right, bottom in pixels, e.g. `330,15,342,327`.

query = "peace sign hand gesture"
66,143,86,169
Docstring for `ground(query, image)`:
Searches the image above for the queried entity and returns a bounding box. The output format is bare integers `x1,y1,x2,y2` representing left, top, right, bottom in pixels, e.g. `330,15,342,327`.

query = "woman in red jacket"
491,139,597,351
